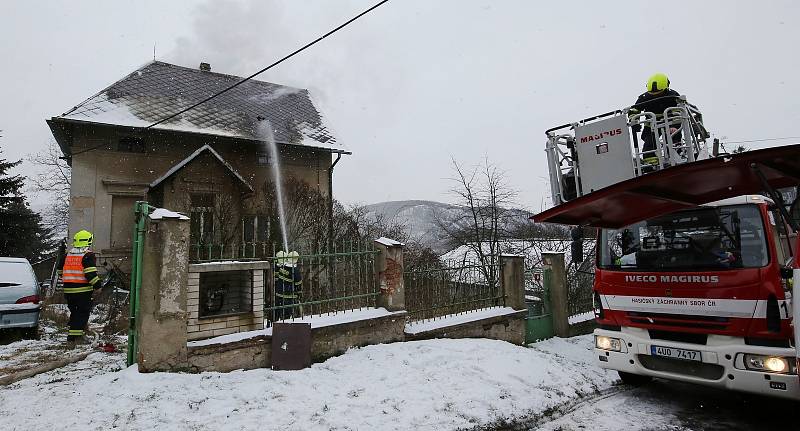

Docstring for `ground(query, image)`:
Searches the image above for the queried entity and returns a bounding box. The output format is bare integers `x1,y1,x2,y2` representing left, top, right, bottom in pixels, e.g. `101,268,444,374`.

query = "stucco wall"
66,123,333,262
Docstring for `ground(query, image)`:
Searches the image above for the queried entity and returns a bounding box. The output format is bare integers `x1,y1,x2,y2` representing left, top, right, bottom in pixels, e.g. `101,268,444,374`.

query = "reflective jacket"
58,247,100,294
275,265,302,299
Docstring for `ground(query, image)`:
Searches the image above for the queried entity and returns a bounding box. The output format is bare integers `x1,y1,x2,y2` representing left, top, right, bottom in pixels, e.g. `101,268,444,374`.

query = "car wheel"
618,371,652,386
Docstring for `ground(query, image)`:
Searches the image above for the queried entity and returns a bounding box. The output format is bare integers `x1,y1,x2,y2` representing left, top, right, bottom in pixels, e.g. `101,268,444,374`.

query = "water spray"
256,118,289,252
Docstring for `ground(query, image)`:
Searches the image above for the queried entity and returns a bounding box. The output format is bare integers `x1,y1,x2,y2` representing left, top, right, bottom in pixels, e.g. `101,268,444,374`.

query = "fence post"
543,252,570,337
137,210,191,372
500,254,526,310
374,237,405,312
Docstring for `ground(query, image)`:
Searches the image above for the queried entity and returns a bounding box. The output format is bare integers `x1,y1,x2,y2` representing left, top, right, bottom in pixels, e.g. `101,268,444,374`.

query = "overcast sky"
2,0,799,211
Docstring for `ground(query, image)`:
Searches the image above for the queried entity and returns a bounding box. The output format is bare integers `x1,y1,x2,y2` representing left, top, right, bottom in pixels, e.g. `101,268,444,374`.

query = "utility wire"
69,0,389,158
723,136,800,145
148,0,389,129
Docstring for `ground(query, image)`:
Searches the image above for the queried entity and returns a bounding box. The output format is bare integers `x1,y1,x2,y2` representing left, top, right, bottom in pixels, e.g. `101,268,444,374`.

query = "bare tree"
436,158,518,286
27,140,70,234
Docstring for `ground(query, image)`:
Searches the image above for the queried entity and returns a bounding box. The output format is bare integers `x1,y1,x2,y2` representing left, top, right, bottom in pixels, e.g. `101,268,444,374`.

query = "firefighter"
56,230,101,347
273,250,302,321
630,73,682,165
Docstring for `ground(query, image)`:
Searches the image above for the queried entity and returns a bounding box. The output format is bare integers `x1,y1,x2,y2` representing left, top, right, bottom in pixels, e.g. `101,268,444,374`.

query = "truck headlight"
743,354,797,374
595,335,622,352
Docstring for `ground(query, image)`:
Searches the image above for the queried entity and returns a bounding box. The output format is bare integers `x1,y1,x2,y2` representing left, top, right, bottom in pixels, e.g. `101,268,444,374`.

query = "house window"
110,196,139,249
256,152,270,166
118,136,146,153
242,214,269,258
190,194,215,244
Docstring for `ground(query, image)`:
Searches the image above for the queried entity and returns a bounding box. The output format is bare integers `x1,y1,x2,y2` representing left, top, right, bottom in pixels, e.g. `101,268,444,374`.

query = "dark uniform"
633,88,682,158
274,263,302,321
57,247,100,340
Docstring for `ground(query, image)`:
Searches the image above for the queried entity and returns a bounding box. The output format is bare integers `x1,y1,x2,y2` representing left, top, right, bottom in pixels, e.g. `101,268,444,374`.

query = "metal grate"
198,270,252,318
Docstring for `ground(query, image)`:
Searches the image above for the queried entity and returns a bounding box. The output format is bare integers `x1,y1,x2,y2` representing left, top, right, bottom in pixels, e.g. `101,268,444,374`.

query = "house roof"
49,61,346,154
149,144,254,193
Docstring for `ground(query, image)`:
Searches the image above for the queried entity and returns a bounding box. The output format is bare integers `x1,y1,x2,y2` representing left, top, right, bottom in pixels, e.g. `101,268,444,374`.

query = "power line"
69,0,389,158
723,136,800,145
147,0,390,130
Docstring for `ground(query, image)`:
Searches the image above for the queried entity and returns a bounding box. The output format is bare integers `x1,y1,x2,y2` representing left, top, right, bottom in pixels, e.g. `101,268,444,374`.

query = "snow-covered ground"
0,335,616,430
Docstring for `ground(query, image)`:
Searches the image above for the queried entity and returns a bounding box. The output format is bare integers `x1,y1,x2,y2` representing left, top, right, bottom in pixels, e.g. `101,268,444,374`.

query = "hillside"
363,200,540,253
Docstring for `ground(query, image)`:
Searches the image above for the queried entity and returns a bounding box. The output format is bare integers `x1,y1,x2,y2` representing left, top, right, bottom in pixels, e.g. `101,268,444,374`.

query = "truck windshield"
599,204,768,271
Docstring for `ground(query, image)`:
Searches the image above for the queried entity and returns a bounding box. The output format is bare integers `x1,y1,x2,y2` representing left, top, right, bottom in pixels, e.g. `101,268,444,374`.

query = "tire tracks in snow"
476,384,634,431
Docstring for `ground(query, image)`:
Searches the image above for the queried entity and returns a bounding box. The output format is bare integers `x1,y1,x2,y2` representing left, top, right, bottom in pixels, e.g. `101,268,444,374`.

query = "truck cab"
593,195,798,399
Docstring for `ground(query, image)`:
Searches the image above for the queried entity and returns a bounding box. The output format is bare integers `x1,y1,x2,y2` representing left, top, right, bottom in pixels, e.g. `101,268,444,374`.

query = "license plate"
650,345,701,362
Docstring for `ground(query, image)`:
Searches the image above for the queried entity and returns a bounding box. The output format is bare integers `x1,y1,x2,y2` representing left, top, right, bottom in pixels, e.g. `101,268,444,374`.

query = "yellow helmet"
647,73,670,93
73,230,93,248
275,250,300,267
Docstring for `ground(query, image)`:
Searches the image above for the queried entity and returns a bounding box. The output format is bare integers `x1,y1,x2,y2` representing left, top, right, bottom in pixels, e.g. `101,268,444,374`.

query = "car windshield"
0,261,35,286
599,204,768,271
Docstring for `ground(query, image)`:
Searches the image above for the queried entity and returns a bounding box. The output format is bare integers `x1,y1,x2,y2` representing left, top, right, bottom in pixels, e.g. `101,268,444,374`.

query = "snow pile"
0,336,614,430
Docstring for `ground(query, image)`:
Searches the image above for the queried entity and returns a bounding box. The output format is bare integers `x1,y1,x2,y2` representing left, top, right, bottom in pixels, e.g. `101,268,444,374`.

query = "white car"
0,257,41,338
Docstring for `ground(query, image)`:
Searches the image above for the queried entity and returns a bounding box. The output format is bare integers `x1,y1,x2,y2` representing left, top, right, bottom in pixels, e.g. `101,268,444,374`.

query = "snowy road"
2,331,795,431
527,379,795,431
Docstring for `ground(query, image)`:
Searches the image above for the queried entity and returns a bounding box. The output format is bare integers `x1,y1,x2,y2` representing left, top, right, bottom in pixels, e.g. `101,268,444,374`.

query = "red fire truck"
534,97,800,399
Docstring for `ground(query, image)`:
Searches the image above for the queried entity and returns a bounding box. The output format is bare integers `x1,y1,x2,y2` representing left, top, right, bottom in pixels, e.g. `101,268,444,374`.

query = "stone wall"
188,335,270,373
187,262,266,341
311,312,407,362
405,310,527,345
186,311,407,372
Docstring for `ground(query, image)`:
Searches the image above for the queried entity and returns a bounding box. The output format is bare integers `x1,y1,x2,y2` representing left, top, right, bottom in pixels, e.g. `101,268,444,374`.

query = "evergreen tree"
0,144,54,262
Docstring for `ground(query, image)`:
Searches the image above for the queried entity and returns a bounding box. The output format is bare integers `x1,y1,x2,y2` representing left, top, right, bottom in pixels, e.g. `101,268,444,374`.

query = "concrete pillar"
500,254,526,310
136,213,190,372
374,237,405,312
543,252,569,338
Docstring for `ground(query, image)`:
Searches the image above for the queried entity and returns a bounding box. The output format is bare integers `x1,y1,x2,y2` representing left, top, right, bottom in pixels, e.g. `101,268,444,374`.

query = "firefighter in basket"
630,72,682,166
274,251,302,321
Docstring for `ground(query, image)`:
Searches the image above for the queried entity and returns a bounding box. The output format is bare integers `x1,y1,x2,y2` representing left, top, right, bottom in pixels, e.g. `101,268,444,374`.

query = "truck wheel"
618,371,652,386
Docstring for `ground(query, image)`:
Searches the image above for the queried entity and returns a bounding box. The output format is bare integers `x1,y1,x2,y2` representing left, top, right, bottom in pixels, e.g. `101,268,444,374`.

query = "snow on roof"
148,208,189,221
50,61,346,153
148,144,254,192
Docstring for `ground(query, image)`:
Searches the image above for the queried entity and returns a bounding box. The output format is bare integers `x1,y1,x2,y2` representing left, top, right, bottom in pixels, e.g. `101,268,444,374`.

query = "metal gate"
127,201,153,366
525,268,554,344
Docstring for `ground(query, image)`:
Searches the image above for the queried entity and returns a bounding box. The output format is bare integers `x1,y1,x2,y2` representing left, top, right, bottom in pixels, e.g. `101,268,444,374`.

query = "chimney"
199,62,211,72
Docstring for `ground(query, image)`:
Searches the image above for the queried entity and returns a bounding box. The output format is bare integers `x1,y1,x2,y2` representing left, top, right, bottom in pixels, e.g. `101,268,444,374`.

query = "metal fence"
262,242,381,327
191,241,279,262
405,260,505,323
567,269,595,316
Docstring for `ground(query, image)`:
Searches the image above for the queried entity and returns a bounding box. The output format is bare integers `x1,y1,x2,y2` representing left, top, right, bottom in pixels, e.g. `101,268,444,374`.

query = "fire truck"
533,95,800,399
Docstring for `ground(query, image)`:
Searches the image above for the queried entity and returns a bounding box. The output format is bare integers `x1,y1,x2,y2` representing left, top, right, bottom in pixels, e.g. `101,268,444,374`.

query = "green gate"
525,268,554,344
127,201,154,367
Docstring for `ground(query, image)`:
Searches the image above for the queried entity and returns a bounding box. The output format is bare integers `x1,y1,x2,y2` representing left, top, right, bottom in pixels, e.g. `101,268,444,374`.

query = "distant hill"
363,200,537,253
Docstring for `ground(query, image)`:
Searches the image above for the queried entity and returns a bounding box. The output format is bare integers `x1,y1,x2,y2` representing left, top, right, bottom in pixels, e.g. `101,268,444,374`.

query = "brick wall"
187,262,267,341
